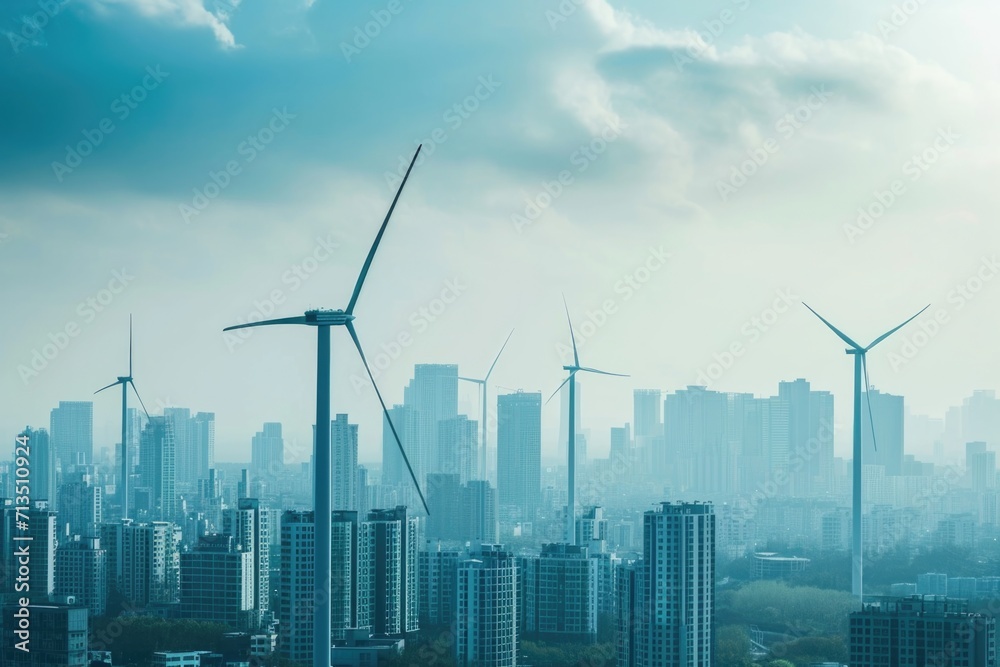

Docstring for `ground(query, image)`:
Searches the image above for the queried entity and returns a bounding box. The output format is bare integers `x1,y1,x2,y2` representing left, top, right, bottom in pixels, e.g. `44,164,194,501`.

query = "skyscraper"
57,469,102,539
222,498,271,616
381,405,416,489
497,391,542,522
438,415,479,484
180,534,255,630
863,388,904,476
191,412,216,482
633,389,662,477
962,390,1000,448
418,546,461,628
633,501,715,667
49,401,94,468
2,501,57,599
139,417,176,521
779,379,834,494
361,506,419,636
19,427,56,506
163,408,192,488
330,414,358,512
251,422,283,479
402,364,459,487
100,519,180,607
535,543,597,643
664,387,730,494
455,544,518,667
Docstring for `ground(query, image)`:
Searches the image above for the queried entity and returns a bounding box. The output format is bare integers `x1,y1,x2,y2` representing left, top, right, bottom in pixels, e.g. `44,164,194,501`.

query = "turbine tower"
224,146,428,667
803,302,928,604
459,329,514,484
95,315,150,521
547,297,627,545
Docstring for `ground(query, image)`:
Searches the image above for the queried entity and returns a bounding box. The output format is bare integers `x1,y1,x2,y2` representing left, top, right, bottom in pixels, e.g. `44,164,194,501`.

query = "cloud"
87,0,241,47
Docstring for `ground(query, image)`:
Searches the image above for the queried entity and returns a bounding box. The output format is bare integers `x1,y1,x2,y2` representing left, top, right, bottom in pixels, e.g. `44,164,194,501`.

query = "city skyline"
3,1,999,464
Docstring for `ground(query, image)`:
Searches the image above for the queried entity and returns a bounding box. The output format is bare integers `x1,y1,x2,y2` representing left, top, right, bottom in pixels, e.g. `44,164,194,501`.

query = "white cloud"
88,0,241,47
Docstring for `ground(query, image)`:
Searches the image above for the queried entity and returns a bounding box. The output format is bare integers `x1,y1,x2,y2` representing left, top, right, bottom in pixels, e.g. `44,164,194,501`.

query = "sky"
2,0,999,465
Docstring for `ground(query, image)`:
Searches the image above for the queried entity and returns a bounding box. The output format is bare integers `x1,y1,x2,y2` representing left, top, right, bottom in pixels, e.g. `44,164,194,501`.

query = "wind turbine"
547,298,627,546
224,146,428,667
459,329,514,484
803,302,928,604
95,315,150,521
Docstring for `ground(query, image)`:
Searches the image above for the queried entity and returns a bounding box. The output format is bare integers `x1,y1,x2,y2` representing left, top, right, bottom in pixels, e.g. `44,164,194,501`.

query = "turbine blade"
861,355,878,452
545,374,572,405
578,366,629,378
129,380,150,420
865,304,931,351
223,315,309,332
458,377,484,384
346,145,422,316
95,380,122,394
802,303,862,349
129,314,133,377
485,329,515,381
346,321,429,515
562,295,580,367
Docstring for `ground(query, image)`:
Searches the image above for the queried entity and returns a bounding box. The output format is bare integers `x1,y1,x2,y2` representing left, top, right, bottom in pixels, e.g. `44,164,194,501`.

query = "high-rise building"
779,379,835,494
399,364,459,487
633,389,662,477
191,412,216,483
610,425,631,463
418,547,461,628
497,391,542,522
251,423,283,479
1,604,88,667
664,387,731,494
222,498,271,615
138,417,176,521
863,388,904,476
361,506,419,636
615,559,641,667
19,426,56,507
971,451,998,493
49,401,94,468
463,480,499,544
54,536,107,616
180,534,255,630
455,544,518,667
381,405,417,490
100,519,180,607
1,501,57,599
849,596,996,667
962,390,1000,449
630,501,715,667
438,415,479,484
427,473,462,542
330,414,358,512
58,469,102,538
576,506,609,554
535,543,597,643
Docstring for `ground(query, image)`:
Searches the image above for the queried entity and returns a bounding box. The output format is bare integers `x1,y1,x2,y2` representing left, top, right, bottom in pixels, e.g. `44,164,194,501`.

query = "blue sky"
2,0,999,463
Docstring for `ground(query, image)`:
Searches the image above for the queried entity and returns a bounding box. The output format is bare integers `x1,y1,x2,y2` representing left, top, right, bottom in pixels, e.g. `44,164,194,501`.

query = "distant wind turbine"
223,145,428,667
94,315,150,521
459,329,514,484
803,302,928,605
547,297,627,545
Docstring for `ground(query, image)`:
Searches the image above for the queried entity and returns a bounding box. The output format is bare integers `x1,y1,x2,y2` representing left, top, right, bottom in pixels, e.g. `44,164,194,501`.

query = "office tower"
419,547,462,628
251,422,283,478
438,415,479,484
862,388,905,476
615,559,641,667
138,417,176,521
100,519,180,607
279,510,364,664
962,390,1000,448
163,408,192,488
427,473,462,542
18,426,56,506
610,425,631,463
779,379,835,494
1,604,88,667
636,502,715,667
664,387,731,494
382,405,416,488
558,381,583,466
401,364,459,487
49,401,94,468
330,414,358,512
356,466,370,518
1,501,57,599
972,451,998,492
58,469,102,538
455,544,518,667
54,536,107,616
633,389,663,477
180,534,255,630
497,391,542,522
361,506,419,636
222,498,270,615
463,480,499,544
535,543,598,643
849,597,996,667
576,506,609,554
191,412,216,482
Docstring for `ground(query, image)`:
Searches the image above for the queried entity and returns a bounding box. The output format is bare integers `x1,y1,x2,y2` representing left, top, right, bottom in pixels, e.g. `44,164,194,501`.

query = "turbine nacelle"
305,309,354,326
